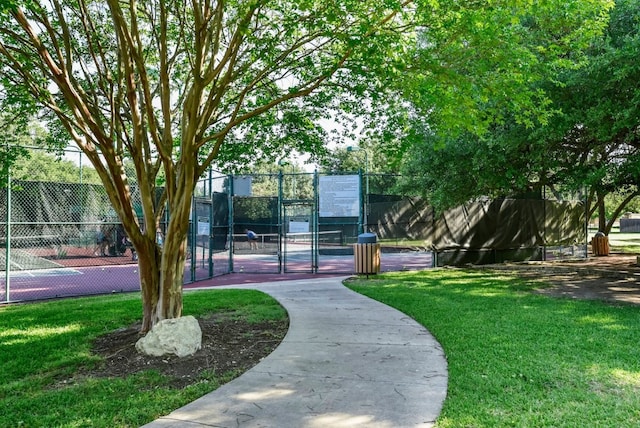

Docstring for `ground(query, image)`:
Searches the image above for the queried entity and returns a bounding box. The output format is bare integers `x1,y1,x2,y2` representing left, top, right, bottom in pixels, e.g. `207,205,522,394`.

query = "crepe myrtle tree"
0,0,612,334
0,0,415,333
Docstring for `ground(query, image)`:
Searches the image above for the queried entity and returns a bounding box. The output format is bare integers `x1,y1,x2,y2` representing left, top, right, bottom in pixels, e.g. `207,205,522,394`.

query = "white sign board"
289,220,310,233
233,176,252,196
197,220,209,236
319,175,360,217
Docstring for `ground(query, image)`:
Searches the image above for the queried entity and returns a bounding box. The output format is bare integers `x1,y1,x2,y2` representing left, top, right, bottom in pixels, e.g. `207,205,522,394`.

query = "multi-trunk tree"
0,0,612,333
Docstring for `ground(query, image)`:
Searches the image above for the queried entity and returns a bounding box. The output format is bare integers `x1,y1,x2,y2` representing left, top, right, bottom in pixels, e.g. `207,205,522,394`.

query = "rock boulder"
135,316,202,357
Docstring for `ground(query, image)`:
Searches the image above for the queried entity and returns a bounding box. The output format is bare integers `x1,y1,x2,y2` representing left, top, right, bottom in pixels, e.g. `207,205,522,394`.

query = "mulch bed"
84,315,288,389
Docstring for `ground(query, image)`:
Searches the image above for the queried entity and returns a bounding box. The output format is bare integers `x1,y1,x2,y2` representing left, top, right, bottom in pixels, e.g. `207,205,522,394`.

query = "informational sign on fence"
289,219,309,233
319,175,360,217
233,176,252,196
197,218,209,236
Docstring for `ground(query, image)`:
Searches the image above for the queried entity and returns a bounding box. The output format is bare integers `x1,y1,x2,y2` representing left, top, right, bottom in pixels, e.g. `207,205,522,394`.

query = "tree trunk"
136,184,193,333
605,190,640,236
157,223,188,324
597,191,607,234
138,240,162,334
137,231,189,333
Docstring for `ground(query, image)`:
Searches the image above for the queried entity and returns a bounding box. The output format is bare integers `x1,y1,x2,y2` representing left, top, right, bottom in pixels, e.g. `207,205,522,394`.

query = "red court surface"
0,249,434,303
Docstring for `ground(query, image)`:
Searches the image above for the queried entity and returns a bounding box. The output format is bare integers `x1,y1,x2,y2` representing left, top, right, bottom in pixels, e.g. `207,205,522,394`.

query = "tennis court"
0,241,434,303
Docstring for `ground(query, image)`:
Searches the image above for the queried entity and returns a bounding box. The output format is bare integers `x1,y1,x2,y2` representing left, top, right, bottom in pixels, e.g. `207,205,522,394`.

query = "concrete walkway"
142,277,448,428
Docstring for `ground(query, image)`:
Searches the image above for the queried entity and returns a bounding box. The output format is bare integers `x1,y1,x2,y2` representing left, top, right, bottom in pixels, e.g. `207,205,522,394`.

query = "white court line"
4,249,66,276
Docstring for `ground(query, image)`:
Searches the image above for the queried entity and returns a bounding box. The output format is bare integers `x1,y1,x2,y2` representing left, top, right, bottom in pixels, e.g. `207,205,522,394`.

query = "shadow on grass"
347,269,640,427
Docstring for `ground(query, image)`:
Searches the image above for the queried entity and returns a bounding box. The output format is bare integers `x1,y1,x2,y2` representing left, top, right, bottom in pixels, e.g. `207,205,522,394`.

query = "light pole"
347,146,369,232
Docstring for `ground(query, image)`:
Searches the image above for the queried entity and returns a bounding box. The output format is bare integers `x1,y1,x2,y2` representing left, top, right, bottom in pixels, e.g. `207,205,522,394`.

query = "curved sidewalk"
143,277,448,428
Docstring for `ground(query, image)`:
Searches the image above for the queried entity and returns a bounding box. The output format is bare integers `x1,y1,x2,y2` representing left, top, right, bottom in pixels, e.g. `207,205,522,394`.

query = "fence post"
312,170,319,273
4,174,11,302
358,169,364,235
208,188,214,278
190,196,196,282
78,150,83,184
228,174,234,273
278,170,283,273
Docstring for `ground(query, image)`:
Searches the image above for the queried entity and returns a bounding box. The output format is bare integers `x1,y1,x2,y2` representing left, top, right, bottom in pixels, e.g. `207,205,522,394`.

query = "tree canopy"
10,148,101,184
0,111,33,186
399,0,639,233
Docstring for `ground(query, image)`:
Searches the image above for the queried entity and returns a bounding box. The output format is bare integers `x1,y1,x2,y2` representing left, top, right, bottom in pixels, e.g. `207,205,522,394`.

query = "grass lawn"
0,289,287,427
347,269,640,427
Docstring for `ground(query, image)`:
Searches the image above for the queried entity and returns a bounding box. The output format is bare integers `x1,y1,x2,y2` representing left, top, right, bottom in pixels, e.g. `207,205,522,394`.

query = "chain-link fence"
364,174,587,265
1,147,588,303
0,178,143,303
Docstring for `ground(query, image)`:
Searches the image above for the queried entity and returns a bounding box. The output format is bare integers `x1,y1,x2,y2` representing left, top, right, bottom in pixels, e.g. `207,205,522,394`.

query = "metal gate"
282,200,317,273
186,172,233,282
225,171,361,275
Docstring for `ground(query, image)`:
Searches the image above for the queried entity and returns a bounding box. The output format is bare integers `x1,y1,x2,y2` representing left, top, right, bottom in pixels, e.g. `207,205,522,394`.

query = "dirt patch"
85,314,288,389
476,254,640,306
533,274,640,305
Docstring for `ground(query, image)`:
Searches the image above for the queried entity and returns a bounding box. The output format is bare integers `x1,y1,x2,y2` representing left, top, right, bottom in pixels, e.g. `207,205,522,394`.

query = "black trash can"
354,233,380,275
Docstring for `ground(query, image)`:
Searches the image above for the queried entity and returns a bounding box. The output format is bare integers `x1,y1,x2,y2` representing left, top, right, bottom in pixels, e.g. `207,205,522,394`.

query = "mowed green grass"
347,269,640,427
0,289,287,427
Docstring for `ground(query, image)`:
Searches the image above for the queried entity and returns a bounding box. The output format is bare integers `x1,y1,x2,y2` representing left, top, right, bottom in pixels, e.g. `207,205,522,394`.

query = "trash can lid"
357,232,377,244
